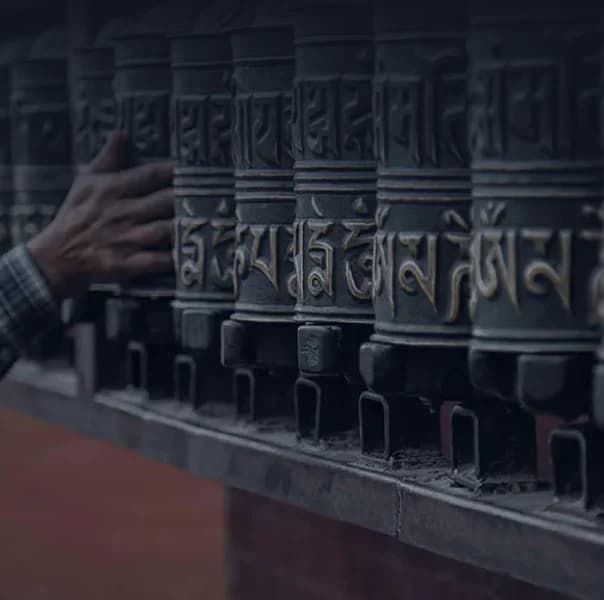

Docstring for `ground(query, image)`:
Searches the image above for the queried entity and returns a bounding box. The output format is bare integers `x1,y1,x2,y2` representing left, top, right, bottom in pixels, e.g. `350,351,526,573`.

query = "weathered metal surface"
292,1,376,327
359,1,471,422
371,0,470,349
230,25,296,324
0,39,31,256
221,24,298,419
172,32,235,347
10,56,72,246
292,0,375,439
106,4,196,397
113,4,194,292
71,13,133,171
589,11,604,430
467,0,603,418
171,32,235,406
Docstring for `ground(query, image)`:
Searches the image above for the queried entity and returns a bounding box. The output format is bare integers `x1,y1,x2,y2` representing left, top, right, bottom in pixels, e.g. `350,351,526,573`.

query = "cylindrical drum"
230,25,296,325
0,61,11,255
220,24,297,419
0,39,31,255
359,0,471,402
0,39,30,255
590,13,604,429
71,47,116,170
114,34,174,294
171,33,235,351
293,2,376,329
10,58,72,246
468,0,603,417
292,1,375,440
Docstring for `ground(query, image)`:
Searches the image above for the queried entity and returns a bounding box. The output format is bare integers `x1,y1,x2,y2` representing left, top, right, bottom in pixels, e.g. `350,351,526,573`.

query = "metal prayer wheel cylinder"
359,0,471,408
70,45,127,392
171,33,236,406
468,0,603,418
0,59,13,255
115,35,172,165
220,25,298,419
9,58,72,247
71,47,116,170
114,33,174,298
110,33,174,398
0,39,29,255
292,1,376,439
590,17,604,430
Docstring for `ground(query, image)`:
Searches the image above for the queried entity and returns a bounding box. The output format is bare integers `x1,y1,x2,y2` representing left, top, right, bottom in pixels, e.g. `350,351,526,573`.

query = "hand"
28,132,174,299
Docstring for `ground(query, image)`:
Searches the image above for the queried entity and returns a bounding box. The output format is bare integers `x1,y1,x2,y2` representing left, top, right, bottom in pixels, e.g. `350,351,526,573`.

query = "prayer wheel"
171,32,236,409
221,24,298,420
292,0,376,440
468,0,603,419
358,0,470,456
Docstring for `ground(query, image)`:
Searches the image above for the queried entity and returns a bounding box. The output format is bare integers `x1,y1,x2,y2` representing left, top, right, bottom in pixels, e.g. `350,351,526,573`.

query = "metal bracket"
451,404,539,493
359,391,435,460
551,424,604,512
126,341,148,396
234,368,294,422
295,375,358,443
174,354,197,406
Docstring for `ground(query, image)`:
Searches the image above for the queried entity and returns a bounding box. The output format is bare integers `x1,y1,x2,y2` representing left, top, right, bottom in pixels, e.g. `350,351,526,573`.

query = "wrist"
27,232,73,299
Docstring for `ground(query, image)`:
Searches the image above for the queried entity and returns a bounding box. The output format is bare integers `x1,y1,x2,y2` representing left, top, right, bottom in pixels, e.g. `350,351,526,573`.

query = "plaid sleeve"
0,244,60,377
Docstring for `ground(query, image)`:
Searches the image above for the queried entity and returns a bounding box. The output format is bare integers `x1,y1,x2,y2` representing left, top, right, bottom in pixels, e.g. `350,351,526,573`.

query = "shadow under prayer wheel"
220,25,298,422
171,32,236,411
292,1,376,442
468,0,603,419
358,0,470,459
10,55,73,362
109,33,175,400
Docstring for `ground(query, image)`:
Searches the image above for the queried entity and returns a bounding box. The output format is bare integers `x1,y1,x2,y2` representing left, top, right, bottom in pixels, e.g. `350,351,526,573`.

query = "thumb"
88,131,129,173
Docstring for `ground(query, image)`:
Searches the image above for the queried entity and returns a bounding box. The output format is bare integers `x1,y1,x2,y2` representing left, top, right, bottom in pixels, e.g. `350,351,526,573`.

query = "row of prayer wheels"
1,0,604,498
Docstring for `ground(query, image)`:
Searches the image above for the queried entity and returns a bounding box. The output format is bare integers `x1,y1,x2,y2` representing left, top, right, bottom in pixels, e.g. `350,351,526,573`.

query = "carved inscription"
233,223,295,299
374,49,467,167
172,96,231,167
118,94,170,159
12,102,71,165
292,77,373,161
232,92,293,169
473,201,602,316
175,198,236,293
296,197,375,305
470,35,601,160
74,83,116,163
373,206,471,322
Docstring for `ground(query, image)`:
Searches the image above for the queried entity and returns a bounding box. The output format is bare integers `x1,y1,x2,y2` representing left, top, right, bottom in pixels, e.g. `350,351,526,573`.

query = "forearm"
0,245,60,378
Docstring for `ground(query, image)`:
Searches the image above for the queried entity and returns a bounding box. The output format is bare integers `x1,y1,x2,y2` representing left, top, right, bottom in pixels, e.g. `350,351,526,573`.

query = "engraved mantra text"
293,77,373,160
175,201,235,291
234,224,296,299
374,209,470,323
471,45,601,158
295,220,375,302
374,51,467,167
474,227,600,314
